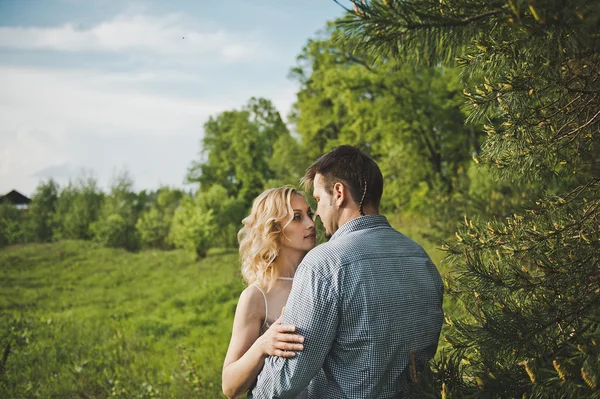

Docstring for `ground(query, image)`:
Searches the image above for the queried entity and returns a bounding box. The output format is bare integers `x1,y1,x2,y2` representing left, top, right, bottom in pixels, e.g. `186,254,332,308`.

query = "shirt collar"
329,214,391,241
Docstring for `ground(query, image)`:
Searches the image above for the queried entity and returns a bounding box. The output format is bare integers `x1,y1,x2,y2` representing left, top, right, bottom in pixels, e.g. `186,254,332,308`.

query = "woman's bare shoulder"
236,285,266,320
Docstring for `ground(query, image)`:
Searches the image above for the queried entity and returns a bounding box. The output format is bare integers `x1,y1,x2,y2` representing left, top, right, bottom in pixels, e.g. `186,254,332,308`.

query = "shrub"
0,203,24,246
136,188,183,249
27,179,59,242
91,171,141,251
169,196,217,259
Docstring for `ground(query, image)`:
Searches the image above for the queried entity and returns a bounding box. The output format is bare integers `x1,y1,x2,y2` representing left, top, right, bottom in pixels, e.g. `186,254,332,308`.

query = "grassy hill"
0,240,244,398
0,228,450,398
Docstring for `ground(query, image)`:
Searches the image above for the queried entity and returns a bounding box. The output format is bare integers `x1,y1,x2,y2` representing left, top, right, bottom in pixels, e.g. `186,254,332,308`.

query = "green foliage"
423,163,538,242
193,184,246,249
266,133,311,188
137,207,172,250
187,97,293,206
0,203,25,246
168,195,217,259
340,1,600,397
466,163,532,218
443,196,600,398
290,25,483,214
27,179,59,242
54,175,104,240
136,187,184,249
91,171,142,251
92,213,135,250
0,240,244,398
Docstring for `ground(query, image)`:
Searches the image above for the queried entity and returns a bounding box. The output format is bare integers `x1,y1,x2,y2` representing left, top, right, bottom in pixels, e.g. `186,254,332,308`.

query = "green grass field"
0,240,244,398
0,224,454,398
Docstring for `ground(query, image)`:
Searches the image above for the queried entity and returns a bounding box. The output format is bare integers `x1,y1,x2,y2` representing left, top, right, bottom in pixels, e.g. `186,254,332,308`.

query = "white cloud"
0,61,305,196
0,66,224,134
0,66,231,195
0,14,266,62
0,65,300,196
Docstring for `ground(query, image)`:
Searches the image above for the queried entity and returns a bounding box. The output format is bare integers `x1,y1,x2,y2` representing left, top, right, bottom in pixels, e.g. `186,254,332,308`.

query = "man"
250,145,444,398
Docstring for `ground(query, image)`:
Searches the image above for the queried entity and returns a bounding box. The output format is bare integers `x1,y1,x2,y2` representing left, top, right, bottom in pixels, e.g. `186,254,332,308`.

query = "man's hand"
256,307,305,358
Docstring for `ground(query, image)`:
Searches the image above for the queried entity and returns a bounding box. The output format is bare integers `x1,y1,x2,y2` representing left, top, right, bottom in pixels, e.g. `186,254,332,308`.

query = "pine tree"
339,1,600,397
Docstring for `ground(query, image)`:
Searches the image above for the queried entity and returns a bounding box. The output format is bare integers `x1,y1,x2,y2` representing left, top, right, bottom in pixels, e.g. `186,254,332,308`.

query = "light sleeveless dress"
253,278,309,399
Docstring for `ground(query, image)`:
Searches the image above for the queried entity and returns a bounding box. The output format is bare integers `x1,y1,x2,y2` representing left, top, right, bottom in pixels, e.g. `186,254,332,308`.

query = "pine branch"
555,108,600,141
403,10,504,29
332,0,353,14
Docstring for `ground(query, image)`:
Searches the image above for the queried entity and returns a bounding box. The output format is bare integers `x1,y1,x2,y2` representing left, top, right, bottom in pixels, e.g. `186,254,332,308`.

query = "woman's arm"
222,286,304,399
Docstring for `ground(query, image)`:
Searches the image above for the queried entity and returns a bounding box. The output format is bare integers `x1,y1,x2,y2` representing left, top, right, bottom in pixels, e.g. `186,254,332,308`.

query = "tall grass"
0,241,243,398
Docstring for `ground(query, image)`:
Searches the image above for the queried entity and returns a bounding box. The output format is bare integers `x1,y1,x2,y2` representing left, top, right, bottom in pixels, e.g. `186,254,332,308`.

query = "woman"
222,186,316,399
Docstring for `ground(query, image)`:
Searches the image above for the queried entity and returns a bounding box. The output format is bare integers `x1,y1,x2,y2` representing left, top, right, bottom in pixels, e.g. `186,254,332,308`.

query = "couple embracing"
222,145,444,399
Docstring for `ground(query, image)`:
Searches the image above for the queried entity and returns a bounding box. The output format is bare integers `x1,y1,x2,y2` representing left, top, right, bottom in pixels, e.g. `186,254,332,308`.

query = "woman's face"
280,195,316,254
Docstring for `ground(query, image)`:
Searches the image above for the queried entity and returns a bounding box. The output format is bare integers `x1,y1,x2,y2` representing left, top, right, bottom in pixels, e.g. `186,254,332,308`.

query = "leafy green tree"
136,187,184,249
187,97,292,205
27,179,59,242
341,1,600,397
54,175,104,240
168,194,217,259
290,25,482,214
91,171,141,251
167,185,243,256
266,133,311,188
425,161,550,242
195,184,246,248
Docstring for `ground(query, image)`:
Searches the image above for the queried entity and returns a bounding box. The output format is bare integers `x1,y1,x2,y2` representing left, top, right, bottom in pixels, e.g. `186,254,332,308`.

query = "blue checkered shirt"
249,215,444,399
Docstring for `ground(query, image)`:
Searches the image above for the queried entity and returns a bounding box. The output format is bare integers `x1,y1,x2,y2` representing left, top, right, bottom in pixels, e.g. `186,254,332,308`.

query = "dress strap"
278,277,294,281
252,284,269,330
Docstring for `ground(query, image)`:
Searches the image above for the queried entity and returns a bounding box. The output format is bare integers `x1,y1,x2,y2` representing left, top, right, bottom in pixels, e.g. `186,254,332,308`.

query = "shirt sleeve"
249,254,340,399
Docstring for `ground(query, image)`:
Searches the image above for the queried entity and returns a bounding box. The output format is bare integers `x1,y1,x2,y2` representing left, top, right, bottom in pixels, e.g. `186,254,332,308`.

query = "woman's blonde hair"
238,186,301,292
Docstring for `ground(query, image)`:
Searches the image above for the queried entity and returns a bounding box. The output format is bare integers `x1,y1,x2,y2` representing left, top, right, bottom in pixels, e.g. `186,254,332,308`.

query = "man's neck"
337,205,379,229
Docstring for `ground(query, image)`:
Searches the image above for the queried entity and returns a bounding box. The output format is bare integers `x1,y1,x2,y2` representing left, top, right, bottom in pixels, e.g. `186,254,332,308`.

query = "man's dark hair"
302,145,384,214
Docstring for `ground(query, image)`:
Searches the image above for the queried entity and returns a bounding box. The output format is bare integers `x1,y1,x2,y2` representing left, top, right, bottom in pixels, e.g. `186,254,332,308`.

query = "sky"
0,0,346,196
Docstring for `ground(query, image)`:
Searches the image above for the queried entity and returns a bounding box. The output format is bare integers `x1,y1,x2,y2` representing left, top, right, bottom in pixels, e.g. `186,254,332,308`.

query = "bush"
0,203,25,246
169,196,217,259
27,179,59,242
136,188,183,249
195,185,246,248
54,176,104,240
91,214,139,250
137,208,171,249
91,171,141,251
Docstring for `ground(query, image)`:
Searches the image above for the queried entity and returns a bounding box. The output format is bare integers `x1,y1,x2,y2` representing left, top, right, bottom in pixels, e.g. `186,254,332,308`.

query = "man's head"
302,145,384,238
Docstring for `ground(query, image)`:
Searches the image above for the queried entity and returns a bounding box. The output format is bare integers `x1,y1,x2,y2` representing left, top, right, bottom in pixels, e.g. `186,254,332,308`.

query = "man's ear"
333,182,345,207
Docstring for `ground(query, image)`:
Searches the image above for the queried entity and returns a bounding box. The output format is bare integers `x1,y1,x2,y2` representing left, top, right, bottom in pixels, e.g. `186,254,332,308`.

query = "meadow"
0,240,245,398
0,222,449,398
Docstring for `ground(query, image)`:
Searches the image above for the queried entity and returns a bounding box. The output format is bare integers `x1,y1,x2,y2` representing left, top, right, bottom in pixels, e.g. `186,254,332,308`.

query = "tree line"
0,173,246,258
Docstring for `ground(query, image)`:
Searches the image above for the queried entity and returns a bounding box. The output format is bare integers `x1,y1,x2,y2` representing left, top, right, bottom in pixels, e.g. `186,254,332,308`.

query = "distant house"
0,190,32,210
